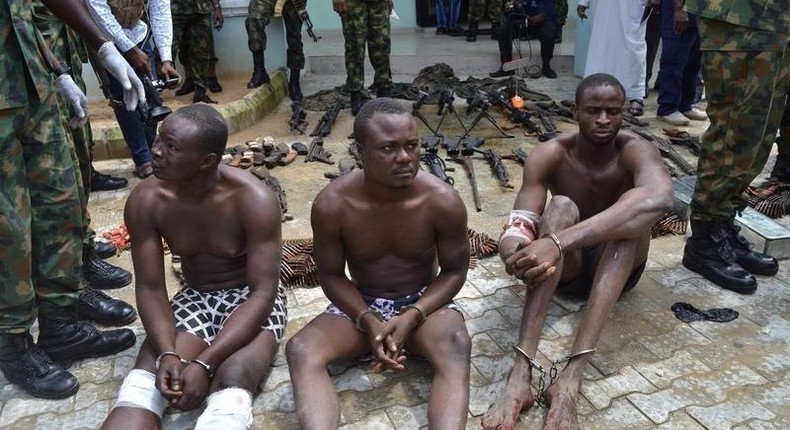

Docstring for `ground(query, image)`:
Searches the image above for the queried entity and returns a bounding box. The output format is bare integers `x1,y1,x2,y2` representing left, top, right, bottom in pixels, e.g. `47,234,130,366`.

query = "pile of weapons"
420,134,529,212
287,99,344,166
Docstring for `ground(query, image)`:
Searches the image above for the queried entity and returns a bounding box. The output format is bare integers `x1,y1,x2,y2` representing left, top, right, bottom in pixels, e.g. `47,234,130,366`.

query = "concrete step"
673,175,790,258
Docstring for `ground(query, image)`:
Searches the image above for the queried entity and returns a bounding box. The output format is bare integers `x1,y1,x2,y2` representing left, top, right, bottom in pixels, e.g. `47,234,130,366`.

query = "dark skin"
100,114,281,430
286,112,471,430
482,84,673,430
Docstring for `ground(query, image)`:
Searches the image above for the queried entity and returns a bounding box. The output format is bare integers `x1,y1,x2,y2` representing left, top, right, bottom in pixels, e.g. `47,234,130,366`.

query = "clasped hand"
504,237,560,286
155,356,210,411
365,314,419,373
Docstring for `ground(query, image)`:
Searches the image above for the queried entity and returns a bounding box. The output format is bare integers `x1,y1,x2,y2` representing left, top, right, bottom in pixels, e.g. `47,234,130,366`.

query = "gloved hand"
97,41,146,111
54,74,88,129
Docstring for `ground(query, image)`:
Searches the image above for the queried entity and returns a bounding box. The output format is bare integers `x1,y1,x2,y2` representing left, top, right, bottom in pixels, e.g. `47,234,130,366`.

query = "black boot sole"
77,309,138,327
85,271,133,290
682,254,757,294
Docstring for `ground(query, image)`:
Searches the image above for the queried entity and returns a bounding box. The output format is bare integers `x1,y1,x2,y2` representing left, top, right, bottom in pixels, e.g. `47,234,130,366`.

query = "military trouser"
0,84,83,333
468,0,502,22
554,0,568,27
775,87,790,156
32,7,96,257
246,0,305,70
340,0,392,93
172,13,213,89
179,25,219,79
690,20,790,221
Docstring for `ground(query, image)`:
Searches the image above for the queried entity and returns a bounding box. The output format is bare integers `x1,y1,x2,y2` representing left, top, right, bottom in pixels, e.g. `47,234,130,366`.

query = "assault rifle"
474,148,513,189
526,105,559,142
487,89,541,133
309,99,344,137
289,0,320,42
503,147,529,165
288,103,308,134
632,127,696,175
421,152,455,185
304,137,334,164
446,137,484,212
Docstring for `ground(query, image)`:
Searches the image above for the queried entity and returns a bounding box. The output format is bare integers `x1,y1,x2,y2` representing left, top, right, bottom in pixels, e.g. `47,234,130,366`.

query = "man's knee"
431,325,472,365
544,195,580,225
114,369,168,418
194,388,253,430
285,332,322,370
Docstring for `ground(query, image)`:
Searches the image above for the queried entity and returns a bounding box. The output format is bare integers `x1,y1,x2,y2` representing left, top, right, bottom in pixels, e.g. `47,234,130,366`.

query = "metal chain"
513,345,596,409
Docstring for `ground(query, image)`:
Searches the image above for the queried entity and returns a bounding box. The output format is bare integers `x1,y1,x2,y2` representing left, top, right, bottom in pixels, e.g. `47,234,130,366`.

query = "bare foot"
542,381,581,430
481,362,535,430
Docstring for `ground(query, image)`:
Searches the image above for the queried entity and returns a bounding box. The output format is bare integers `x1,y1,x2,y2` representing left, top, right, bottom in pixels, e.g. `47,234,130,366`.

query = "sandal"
133,162,153,179
628,99,644,117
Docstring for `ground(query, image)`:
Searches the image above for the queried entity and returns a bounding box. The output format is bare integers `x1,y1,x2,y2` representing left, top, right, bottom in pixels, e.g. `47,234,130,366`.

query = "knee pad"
194,387,253,430
114,369,168,418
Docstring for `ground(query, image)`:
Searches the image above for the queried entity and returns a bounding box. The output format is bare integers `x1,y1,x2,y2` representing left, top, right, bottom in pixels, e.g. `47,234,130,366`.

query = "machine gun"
412,91,442,136
487,89,541,134
462,91,513,139
474,148,513,189
632,127,696,175
304,137,334,164
526,105,559,142
288,103,308,134
434,86,468,136
309,99,344,137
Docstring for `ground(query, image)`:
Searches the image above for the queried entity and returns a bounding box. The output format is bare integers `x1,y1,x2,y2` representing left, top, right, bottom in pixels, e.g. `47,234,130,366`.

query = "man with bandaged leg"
100,104,287,430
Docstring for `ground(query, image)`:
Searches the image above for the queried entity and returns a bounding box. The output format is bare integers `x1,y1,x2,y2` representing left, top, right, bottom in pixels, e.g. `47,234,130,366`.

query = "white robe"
579,0,648,102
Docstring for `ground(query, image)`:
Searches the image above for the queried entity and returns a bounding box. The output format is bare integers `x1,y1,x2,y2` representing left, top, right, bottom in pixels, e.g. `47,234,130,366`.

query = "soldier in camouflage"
682,0,789,294
32,4,137,318
0,0,141,400
466,0,503,42
170,0,217,103
175,11,224,97
246,0,305,101
334,0,393,115
554,0,567,42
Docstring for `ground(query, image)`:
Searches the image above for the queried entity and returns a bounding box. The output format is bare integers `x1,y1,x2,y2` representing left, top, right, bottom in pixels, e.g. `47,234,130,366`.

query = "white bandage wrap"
194,387,253,430
114,369,168,418
500,210,540,243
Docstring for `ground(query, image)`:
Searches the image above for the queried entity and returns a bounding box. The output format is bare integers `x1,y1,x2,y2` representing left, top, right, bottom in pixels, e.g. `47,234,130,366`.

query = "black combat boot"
207,76,223,93
91,167,127,192
350,92,366,116
193,85,218,104
175,76,196,96
94,241,118,259
38,305,136,368
247,50,270,89
83,250,133,290
289,69,303,102
682,219,757,294
0,332,79,399
769,154,790,182
77,288,137,327
723,217,779,276
466,19,478,42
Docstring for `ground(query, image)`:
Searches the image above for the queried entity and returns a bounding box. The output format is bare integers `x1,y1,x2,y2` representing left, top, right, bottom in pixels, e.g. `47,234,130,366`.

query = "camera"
138,74,174,125
504,0,530,23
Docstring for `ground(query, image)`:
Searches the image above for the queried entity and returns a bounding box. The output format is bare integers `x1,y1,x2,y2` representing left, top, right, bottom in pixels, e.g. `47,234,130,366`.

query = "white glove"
54,74,89,129
96,41,146,111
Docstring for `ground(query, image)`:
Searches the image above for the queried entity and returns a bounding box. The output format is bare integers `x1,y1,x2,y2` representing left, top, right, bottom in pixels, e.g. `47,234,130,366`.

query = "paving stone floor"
1,70,788,430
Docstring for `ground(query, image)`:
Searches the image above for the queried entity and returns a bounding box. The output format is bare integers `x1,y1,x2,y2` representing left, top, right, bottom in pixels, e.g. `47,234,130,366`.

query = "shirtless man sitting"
482,73,674,430
286,98,472,429
100,104,287,430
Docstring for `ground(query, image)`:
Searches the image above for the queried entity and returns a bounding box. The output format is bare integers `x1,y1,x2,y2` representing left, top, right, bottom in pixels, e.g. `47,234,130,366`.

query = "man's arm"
189,183,282,376
149,0,173,63
554,138,673,254
40,0,110,49
84,0,137,53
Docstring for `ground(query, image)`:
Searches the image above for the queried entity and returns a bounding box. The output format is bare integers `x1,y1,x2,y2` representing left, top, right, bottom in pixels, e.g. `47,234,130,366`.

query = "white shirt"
86,0,173,62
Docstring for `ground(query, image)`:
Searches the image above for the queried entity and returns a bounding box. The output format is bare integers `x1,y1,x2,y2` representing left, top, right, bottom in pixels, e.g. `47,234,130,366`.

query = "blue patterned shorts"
325,286,460,322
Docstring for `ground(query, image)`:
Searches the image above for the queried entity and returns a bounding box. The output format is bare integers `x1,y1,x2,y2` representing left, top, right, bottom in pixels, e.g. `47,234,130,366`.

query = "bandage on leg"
114,369,168,418
194,387,253,430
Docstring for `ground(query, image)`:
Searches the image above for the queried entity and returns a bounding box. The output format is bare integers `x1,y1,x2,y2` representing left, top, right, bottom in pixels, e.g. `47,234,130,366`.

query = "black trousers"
496,16,555,67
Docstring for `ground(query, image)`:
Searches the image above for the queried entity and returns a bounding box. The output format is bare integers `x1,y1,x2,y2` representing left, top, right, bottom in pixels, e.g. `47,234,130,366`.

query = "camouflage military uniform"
685,0,790,221
246,0,305,70
171,0,213,89
468,0,502,22
32,4,98,259
340,0,392,93
554,0,568,28
1,0,83,332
